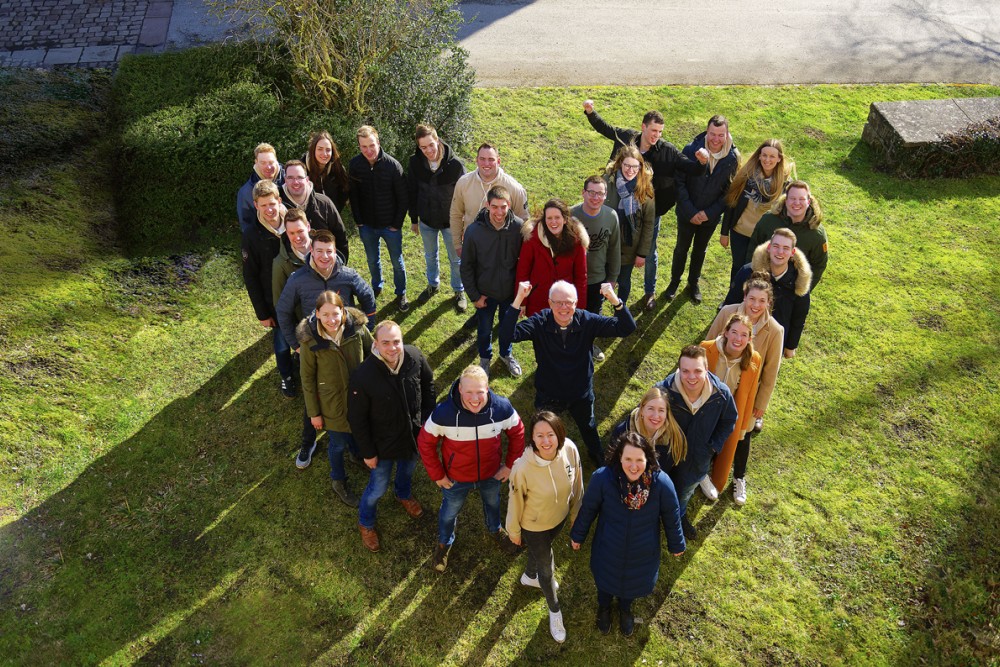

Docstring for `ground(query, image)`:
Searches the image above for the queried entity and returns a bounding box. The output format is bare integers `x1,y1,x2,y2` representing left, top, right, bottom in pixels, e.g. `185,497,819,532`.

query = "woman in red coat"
515,198,589,316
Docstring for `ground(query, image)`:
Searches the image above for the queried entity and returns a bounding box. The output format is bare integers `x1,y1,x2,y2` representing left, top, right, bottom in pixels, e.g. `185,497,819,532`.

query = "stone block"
147,2,174,19
10,49,46,65
43,47,83,65
80,45,119,62
138,16,170,46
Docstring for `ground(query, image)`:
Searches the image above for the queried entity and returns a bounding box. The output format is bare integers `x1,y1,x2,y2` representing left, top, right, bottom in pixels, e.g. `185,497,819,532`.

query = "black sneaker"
682,515,697,540
688,282,703,304
620,608,635,637
374,286,382,299
295,441,318,469
597,606,612,634
280,376,296,398
664,280,680,301
398,294,410,312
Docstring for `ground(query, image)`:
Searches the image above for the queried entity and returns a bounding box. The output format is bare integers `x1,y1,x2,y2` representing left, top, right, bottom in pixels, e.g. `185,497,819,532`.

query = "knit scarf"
615,465,652,510
707,133,733,174
615,171,640,246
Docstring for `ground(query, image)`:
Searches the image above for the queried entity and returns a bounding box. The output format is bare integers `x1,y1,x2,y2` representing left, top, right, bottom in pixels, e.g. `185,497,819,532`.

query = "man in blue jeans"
417,364,525,572
348,321,435,552
348,125,410,311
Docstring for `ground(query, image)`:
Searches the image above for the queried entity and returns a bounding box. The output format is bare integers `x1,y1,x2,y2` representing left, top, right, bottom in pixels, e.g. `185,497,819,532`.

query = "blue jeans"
273,325,293,379
300,411,360,480
476,297,513,359
644,215,661,295
418,222,463,292
359,456,418,529
437,477,502,546
358,225,406,296
617,263,635,304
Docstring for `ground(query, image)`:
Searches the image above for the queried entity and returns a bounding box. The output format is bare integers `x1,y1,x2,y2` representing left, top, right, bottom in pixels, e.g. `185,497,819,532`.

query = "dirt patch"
913,312,946,331
954,356,984,377
111,253,204,317
803,126,828,142
891,415,933,442
3,351,74,383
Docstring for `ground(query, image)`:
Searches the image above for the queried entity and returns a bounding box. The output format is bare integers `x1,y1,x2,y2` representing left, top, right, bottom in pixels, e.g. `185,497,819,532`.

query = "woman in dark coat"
304,130,350,214
570,432,685,637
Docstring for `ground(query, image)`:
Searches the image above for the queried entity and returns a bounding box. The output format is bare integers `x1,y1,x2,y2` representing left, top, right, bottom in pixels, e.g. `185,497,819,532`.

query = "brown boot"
397,495,424,519
359,524,380,552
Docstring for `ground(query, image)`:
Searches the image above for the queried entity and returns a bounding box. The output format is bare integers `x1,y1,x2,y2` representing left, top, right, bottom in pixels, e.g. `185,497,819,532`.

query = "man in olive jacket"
348,321,435,552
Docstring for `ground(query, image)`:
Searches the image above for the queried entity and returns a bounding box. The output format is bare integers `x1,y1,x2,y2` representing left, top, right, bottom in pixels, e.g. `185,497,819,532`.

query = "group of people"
237,103,831,642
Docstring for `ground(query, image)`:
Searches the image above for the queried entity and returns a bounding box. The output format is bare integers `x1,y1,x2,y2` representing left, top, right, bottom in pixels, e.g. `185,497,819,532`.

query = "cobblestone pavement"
0,0,174,68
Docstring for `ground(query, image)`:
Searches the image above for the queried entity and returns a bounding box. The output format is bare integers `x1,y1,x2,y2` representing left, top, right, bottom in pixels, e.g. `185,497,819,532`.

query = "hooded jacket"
585,110,704,216
296,307,373,432
449,166,530,252
417,380,525,483
276,255,377,349
279,188,349,264
407,141,466,229
675,131,739,226
347,345,435,460
709,303,784,414
747,197,829,287
348,149,407,229
725,242,812,351
459,207,524,304
515,216,590,316
505,439,584,541
570,465,685,599
603,173,656,265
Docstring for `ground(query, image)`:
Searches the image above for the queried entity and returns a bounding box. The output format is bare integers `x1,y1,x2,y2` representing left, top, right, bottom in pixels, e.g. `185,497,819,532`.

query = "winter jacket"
241,220,283,321
501,302,636,403
700,340,761,491
417,380,525,483
585,110,703,216
570,466,685,599
279,189,349,264
236,166,284,232
505,440,584,542
449,167,530,252
515,217,590,316
656,371,738,496
407,141,466,229
675,132,739,226
271,235,307,311
571,203,621,285
296,307,373,432
347,345,435,460
276,255,377,349
725,243,812,351
747,202,829,288
709,304,784,414
604,174,656,265
301,151,349,214
348,149,407,229
459,208,524,304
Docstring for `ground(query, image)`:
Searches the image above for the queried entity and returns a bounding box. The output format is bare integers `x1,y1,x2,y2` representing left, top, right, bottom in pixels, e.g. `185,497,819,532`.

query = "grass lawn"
0,62,997,665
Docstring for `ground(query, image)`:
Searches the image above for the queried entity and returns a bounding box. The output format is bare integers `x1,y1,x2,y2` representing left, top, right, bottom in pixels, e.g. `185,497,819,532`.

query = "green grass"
0,65,998,666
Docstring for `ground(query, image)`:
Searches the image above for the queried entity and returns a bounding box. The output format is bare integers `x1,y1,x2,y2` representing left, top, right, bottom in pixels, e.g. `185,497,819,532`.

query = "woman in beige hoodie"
506,411,584,643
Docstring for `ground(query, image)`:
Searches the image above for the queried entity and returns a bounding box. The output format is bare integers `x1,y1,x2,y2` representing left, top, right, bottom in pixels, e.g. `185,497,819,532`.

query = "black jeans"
670,218,718,286
522,520,565,612
597,589,633,615
733,432,751,479
586,282,604,315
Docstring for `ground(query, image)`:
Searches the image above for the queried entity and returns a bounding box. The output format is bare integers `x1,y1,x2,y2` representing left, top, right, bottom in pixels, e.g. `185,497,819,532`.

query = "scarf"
615,465,653,510
282,180,313,209
713,337,743,393
615,171,640,246
257,209,284,237
707,133,733,174
673,372,713,414
309,256,333,280
253,163,277,181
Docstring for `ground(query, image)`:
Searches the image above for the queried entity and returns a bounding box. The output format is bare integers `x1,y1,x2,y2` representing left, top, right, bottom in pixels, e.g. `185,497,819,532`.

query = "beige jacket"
449,167,529,252
505,440,583,541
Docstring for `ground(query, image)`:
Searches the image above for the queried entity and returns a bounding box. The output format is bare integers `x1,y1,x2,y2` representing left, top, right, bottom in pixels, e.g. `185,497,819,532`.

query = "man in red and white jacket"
417,364,525,572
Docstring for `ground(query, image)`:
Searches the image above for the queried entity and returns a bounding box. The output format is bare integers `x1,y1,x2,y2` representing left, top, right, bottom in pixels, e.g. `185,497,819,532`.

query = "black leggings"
522,520,564,612
733,432,751,479
597,589,633,615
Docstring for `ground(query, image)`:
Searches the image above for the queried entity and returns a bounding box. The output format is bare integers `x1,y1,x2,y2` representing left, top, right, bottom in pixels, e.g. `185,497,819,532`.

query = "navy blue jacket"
276,255,377,348
236,167,284,233
348,150,407,229
460,208,524,304
501,304,636,402
656,372,738,493
675,132,739,226
570,466,685,599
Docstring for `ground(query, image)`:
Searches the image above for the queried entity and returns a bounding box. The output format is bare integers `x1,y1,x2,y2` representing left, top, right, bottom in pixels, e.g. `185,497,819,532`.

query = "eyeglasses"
584,189,607,198
622,162,641,171
286,175,308,181
549,299,576,307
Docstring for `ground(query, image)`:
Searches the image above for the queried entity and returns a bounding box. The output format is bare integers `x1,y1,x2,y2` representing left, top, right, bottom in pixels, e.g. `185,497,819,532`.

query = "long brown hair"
534,198,585,256
725,139,795,207
605,145,654,203
306,131,349,193
634,387,687,465
722,313,756,371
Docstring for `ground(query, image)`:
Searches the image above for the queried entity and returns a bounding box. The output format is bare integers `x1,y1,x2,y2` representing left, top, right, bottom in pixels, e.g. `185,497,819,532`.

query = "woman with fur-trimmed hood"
515,198,590,316
294,290,374,507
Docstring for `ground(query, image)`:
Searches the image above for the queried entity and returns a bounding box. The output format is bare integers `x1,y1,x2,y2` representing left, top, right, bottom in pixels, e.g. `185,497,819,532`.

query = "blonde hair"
459,363,488,385
254,143,276,158
252,179,280,201
357,125,379,140
635,387,687,465
725,139,796,208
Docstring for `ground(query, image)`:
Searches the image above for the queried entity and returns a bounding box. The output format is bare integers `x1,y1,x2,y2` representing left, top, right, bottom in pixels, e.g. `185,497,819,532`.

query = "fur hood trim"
770,192,823,229
295,306,368,347
750,242,812,296
520,214,590,251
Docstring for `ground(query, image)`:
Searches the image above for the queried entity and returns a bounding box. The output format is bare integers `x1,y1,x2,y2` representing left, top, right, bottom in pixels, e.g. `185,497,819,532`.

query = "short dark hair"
642,110,664,126
284,158,307,172
707,114,729,131
527,411,567,453
285,209,308,226
583,174,606,190
310,229,336,246
477,142,498,156
678,344,707,366
487,185,511,205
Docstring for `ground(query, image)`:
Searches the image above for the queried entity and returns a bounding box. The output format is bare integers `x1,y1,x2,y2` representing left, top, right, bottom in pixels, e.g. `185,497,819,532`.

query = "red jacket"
515,218,589,316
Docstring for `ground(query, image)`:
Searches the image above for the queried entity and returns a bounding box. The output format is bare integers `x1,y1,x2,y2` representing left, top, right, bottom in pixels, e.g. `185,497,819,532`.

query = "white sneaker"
501,355,522,377
549,610,566,643
520,572,558,591
733,478,747,506
753,417,764,433
699,475,719,501
592,344,605,362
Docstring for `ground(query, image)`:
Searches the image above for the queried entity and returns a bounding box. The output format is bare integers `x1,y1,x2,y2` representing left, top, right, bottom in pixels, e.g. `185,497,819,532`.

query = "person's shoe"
455,291,468,312
752,417,764,434
491,528,521,555
664,280,680,301
479,356,491,377
397,495,424,519
699,475,719,501
295,441,318,469
501,355,522,378
688,282,703,304
422,284,439,301
733,477,748,506
682,515,697,540
280,376,296,399
331,480,360,507
398,294,409,312
593,344,605,362
359,525,380,552
620,608,635,637
643,292,656,310
520,572,560,591
549,610,567,643
432,542,451,572
596,606,612,634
